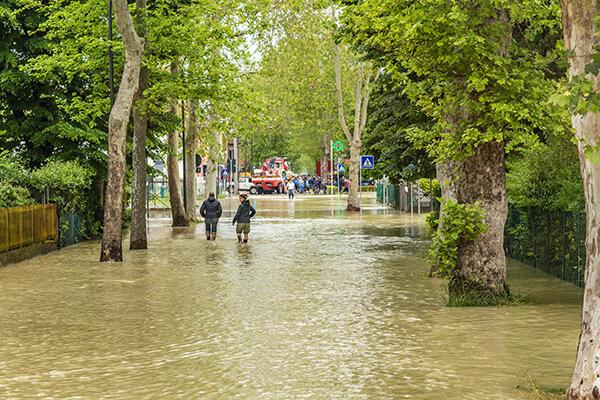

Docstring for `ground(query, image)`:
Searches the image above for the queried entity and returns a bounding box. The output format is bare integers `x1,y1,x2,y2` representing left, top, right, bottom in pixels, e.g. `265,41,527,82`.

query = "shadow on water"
0,194,582,399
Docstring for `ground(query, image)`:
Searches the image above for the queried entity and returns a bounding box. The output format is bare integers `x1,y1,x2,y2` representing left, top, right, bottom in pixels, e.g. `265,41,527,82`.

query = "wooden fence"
0,204,57,253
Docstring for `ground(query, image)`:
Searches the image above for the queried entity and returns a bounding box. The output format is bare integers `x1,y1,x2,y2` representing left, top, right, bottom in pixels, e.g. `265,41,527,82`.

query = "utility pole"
233,137,240,195
330,140,334,193
337,156,341,196
181,101,187,212
108,0,114,108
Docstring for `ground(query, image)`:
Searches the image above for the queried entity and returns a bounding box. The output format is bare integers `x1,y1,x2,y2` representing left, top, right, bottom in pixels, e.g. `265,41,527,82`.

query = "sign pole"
359,163,362,206
330,140,334,194
337,157,340,196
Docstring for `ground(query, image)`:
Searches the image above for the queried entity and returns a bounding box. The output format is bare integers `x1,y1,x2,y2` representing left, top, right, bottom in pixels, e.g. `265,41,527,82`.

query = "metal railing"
376,182,433,213
505,207,585,287
0,204,58,253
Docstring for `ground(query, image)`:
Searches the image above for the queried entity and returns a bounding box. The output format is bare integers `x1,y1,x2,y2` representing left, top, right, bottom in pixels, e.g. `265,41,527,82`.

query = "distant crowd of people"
285,175,350,199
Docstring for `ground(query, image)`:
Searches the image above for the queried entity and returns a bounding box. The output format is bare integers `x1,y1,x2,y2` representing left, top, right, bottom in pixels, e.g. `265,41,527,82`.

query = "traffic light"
195,154,202,173
227,158,237,173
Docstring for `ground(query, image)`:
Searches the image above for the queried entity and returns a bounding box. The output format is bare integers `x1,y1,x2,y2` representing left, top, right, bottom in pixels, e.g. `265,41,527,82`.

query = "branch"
353,64,364,141
113,0,144,56
359,66,378,137
334,43,352,142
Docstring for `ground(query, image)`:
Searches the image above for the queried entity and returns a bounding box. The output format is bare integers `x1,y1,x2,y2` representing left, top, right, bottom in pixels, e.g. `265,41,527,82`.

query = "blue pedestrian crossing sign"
337,163,345,173
360,155,375,170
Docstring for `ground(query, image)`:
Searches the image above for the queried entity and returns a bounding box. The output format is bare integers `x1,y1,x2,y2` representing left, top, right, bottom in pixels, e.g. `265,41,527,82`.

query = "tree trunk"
205,127,223,199
347,138,361,211
184,100,199,220
129,0,148,250
561,1,600,398
205,157,218,198
100,0,144,262
449,141,509,300
167,101,189,227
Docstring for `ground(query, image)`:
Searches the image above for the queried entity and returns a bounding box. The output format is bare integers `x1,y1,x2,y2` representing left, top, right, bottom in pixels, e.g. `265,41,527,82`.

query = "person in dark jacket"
200,192,223,240
232,193,256,243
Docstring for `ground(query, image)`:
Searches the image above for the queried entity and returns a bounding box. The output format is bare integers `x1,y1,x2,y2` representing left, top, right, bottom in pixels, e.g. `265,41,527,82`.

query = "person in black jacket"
232,193,256,243
200,192,223,240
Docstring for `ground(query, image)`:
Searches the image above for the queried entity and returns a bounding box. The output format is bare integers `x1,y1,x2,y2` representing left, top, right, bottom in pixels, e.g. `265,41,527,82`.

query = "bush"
425,209,439,230
31,160,93,212
0,182,32,208
429,200,486,278
0,151,29,187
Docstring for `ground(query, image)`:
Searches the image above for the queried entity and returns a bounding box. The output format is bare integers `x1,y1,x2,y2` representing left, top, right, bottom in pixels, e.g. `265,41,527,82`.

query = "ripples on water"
0,195,582,399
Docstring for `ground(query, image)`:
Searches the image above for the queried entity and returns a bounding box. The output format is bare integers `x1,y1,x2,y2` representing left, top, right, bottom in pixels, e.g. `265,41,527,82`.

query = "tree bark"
100,0,144,262
184,100,199,220
347,138,361,211
449,141,509,300
167,98,189,227
204,129,222,198
561,1,600,398
129,0,148,250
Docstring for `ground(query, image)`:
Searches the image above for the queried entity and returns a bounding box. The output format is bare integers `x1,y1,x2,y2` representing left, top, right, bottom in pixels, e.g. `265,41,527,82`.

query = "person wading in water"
200,192,223,240
232,193,256,243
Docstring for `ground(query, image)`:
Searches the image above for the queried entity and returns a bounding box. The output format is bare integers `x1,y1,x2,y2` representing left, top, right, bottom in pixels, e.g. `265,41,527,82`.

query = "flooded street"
0,194,582,399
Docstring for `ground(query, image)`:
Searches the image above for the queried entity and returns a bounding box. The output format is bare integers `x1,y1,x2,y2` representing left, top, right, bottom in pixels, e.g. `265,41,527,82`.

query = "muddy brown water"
0,194,582,399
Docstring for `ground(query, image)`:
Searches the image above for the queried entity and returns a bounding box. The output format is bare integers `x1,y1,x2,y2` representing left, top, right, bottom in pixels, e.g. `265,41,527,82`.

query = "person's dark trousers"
205,218,219,240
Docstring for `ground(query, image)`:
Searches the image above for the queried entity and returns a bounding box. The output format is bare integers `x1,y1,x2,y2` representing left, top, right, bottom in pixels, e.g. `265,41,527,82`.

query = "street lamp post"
108,0,114,108
181,101,187,212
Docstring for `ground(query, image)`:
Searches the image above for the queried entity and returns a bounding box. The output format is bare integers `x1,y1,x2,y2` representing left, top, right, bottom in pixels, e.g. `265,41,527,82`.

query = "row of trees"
1,0,271,260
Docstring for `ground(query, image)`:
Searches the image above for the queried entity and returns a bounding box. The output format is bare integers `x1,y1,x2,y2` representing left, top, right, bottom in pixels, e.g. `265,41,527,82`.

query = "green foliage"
425,210,439,231
0,151,29,186
429,200,486,278
416,178,440,197
362,73,435,182
0,151,33,208
0,182,32,208
234,2,360,169
342,0,567,162
31,160,93,212
507,131,583,212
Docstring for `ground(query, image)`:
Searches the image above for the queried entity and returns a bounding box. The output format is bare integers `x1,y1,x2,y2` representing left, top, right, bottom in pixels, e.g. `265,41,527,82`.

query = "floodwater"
0,194,582,399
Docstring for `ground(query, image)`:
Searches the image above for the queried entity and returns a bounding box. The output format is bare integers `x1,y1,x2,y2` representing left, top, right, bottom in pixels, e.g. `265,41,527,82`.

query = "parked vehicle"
238,177,258,194
251,175,285,194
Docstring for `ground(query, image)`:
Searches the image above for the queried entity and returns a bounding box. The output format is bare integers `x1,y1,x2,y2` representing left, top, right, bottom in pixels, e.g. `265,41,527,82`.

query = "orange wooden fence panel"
0,204,58,253
0,209,8,253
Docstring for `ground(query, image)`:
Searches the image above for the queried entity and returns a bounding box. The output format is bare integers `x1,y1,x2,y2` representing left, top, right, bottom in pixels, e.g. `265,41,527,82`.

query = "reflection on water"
0,194,581,399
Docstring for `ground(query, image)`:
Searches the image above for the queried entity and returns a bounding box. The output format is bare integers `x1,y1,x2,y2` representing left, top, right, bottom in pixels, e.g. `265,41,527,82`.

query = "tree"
167,96,189,227
184,100,199,220
129,0,149,250
234,3,357,174
342,0,564,302
334,46,375,211
361,74,434,183
100,0,144,261
561,1,600,397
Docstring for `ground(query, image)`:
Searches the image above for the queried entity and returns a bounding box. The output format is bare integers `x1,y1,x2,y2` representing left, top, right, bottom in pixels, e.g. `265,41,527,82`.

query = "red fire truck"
250,157,290,194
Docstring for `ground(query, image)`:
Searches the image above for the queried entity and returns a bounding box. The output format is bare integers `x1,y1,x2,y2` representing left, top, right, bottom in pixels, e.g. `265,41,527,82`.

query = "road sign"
333,140,345,152
337,163,345,173
360,155,375,170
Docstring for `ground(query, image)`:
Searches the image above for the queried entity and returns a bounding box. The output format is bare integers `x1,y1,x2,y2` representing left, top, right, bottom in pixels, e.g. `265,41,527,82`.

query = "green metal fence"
376,183,432,212
505,207,585,287
60,212,84,247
